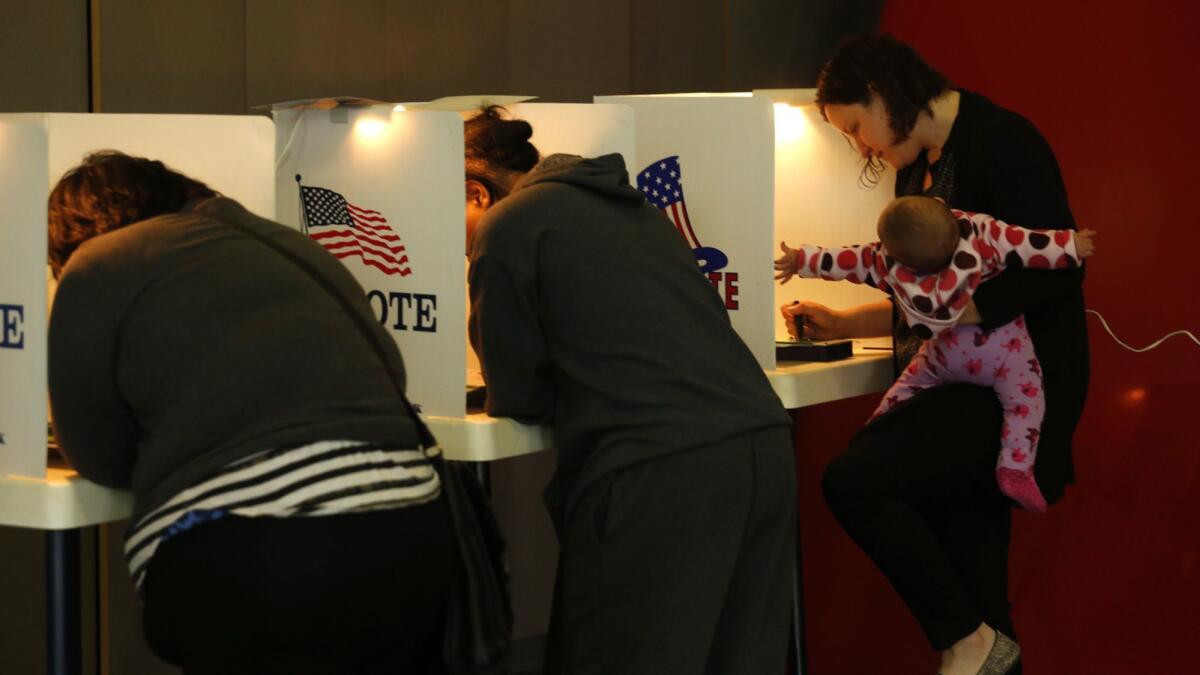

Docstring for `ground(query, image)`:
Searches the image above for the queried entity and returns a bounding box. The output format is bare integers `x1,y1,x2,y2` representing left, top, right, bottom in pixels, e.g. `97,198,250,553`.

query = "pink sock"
996,467,1047,513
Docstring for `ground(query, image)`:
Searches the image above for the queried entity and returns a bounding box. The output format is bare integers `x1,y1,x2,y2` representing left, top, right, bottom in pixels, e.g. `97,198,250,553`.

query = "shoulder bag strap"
221,218,438,449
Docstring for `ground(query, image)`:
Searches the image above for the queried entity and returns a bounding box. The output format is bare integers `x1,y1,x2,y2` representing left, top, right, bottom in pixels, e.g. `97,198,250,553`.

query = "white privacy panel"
274,105,467,417
765,91,893,342
0,112,274,478
597,93,777,368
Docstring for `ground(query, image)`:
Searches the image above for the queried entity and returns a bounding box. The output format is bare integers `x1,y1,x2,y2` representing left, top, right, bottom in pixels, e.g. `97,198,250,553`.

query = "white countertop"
432,343,892,458
2,344,892,530
767,345,892,409
0,461,135,530
427,413,555,463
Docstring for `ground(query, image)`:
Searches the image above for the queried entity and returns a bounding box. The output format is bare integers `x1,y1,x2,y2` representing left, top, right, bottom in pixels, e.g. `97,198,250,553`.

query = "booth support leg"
45,528,82,675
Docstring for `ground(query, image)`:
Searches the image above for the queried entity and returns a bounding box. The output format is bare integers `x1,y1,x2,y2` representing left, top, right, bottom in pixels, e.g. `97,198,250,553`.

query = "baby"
776,196,1096,512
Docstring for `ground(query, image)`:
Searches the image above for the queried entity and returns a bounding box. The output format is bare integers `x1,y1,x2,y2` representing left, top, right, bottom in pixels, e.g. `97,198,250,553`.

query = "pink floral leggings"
872,315,1048,513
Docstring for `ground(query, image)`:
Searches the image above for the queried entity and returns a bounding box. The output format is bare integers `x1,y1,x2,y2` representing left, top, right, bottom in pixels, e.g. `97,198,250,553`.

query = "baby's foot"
997,467,1047,513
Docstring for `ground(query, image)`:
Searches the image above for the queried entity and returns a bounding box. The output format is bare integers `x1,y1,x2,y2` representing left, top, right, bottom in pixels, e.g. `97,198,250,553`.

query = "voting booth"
0,113,274,479
270,98,637,418
273,104,468,417
763,89,893,343
597,91,894,368
596,93,779,368
359,97,636,397
457,100,637,387
1,96,889,477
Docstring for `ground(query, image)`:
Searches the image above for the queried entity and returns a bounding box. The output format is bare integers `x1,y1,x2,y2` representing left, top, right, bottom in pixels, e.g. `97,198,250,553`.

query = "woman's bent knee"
822,436,875,510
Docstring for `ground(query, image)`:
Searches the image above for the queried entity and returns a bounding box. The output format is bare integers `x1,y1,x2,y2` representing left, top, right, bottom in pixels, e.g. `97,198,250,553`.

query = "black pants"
544,426,797,675
823,384,1022,660
142,497,456,675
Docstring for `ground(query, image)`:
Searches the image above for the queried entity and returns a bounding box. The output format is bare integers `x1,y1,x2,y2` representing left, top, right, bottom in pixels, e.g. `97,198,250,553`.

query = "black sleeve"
467,219,555,426
969,116,1084,329
48,260,138,488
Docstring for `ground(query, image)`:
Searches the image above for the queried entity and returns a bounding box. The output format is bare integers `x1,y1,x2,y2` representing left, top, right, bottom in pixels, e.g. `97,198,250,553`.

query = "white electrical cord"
1087,309,1200,353
274,111,306,173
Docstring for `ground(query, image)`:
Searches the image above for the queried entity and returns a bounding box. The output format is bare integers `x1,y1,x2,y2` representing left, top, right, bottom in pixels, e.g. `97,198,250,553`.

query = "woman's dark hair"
48,151,217,276
463,105,540,200
816,34,951,187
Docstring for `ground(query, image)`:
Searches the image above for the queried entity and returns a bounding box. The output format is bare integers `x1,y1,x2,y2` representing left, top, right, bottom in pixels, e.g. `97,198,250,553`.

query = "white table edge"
3,348,893,530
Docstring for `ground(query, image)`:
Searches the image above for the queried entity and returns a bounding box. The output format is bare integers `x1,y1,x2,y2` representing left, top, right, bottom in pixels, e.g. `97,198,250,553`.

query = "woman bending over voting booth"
47,152,455,675
463,107,796,675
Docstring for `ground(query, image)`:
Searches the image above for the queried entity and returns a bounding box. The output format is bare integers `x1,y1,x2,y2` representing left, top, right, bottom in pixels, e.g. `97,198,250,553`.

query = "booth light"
774,103,808,143
354,117,389,141
393,104,407,112
663,92,752,98
616,92,753,98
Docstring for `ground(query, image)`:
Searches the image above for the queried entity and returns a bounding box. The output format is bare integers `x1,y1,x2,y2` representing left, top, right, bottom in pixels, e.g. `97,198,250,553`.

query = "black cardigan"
894,90,1090,503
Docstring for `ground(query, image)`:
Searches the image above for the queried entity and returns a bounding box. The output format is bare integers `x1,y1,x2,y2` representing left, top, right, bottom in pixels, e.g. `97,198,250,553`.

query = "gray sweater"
468,154,790,525
49,197,421,521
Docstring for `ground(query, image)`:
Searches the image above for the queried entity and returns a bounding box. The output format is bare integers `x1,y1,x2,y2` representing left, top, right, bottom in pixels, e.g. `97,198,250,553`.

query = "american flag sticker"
299,184,411,276
638,156,729,274
638,156,699,246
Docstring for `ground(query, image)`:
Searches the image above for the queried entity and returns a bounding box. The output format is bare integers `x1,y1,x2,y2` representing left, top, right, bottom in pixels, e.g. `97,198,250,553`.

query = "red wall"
795,3,1200,672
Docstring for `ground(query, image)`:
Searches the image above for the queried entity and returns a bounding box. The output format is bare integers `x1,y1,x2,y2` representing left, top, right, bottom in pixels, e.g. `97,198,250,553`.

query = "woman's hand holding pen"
781,300,842,340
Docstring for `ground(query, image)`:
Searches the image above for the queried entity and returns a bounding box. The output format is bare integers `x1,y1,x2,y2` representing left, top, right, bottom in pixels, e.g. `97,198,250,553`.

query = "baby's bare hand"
775,241,801,284
1075,229,1097,258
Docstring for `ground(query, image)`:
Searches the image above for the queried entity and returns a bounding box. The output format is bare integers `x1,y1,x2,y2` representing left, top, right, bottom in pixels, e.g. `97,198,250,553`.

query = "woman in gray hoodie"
464,107,796,675
48,151,454,675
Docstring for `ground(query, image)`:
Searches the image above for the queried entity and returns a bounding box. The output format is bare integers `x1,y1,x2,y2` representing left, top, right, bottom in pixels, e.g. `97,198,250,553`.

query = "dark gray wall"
0,0,89,112
0,527,50,675
726,0,887,90
629,0,724,93
246,0,390,108
98,0,247,114
384,2,512,104
1,0,883,115
509,0,631,100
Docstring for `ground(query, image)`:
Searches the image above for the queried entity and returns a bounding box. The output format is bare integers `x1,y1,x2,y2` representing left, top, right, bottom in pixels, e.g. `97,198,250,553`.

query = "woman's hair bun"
465,105,539,174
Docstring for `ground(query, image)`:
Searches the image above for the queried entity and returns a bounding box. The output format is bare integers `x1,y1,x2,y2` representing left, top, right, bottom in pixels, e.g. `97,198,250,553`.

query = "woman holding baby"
779,35,1089,675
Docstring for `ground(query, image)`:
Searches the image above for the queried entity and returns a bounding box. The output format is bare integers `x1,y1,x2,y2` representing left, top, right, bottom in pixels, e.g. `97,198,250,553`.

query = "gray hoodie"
468,154,790,527
49,198,422,521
